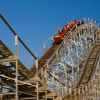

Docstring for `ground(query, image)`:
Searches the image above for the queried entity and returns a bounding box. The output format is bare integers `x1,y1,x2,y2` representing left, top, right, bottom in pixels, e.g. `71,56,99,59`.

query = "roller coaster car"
75,20,84,26
53,20,84,44
74,20,81,25
62,20,78,33
68,20,77,29
58,31,65,36
53,34,64,44
62,24,70,33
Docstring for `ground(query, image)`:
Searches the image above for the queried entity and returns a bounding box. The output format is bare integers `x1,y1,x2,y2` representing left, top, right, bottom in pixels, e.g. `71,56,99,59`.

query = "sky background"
0,0,100,68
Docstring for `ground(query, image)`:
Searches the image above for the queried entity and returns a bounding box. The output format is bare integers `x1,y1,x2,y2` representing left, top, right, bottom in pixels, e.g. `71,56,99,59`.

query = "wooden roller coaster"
0,14,100,100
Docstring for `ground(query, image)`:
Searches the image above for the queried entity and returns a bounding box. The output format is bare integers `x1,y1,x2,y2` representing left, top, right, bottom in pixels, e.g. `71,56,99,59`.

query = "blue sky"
0,0,100,68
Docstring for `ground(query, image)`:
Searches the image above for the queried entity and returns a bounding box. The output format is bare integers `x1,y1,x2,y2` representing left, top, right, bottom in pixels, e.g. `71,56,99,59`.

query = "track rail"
78,43,100,85
63,42,100,100
0,14,37,60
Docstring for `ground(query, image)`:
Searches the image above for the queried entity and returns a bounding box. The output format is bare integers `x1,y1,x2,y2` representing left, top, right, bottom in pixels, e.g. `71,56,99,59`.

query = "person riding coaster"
53,20,84,44
53,32,65,44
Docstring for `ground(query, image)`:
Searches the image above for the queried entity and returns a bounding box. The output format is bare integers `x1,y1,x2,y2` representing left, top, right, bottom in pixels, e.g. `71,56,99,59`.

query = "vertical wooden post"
36,59,39,100
0,94,3,100
15,35,19,100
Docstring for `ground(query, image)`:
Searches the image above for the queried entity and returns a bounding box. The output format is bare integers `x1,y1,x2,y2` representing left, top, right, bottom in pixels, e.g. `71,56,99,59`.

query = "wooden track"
63,42,100,100
78,43,100,85
31,44,60,73
0,40,58,100
0,40,34,79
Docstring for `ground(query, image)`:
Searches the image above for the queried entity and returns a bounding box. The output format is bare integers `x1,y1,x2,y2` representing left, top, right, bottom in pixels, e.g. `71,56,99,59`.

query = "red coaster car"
62,24,70,33
68,20,77,30
58,31,65,37
53,34,64,44
75,20,84,26
53,20,84,44
74,20,81,26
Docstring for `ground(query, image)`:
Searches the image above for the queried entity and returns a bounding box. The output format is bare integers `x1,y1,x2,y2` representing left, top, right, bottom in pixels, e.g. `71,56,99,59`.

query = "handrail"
0,14,37,60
